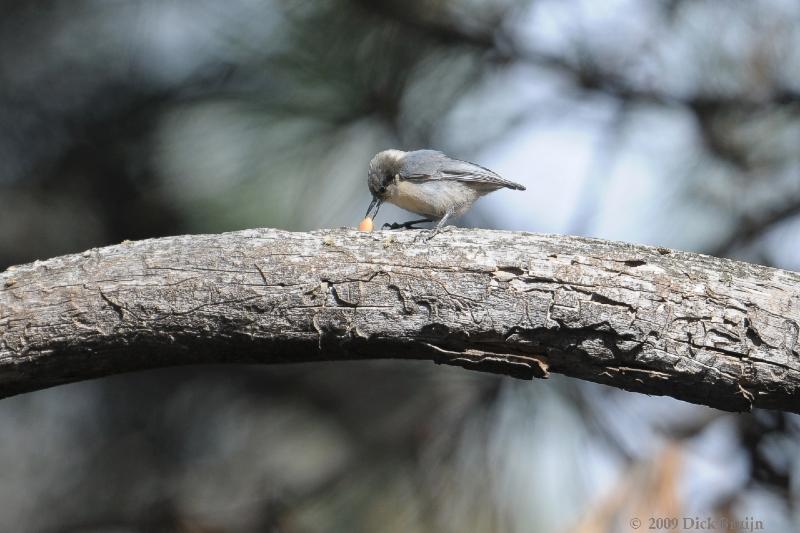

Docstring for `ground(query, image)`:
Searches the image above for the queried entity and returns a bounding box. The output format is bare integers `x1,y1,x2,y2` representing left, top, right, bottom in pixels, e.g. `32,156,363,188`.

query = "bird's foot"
382,222,411,230
413,225,452,242
382,218,432,230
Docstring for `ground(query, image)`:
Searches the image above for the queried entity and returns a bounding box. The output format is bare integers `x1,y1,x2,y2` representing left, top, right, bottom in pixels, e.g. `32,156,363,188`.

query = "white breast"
390,180,481,218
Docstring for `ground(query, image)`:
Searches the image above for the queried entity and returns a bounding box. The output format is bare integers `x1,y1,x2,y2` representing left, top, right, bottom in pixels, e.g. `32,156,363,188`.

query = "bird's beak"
365,196,383,219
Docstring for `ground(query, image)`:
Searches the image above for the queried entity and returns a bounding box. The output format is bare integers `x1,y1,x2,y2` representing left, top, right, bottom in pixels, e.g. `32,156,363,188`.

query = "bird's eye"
379,185,386,193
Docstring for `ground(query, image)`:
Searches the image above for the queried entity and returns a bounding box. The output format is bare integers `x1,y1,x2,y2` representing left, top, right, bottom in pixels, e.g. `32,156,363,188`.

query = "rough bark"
1,228,799,412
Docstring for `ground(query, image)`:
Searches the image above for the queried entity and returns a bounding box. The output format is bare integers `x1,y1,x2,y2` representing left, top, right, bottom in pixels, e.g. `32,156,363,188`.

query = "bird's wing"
401,150,526,190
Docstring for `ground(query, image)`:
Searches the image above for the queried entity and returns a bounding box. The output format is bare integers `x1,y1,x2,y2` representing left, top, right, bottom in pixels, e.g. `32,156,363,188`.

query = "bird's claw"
382,222,405,230
413,226,450,242
382,221,428,230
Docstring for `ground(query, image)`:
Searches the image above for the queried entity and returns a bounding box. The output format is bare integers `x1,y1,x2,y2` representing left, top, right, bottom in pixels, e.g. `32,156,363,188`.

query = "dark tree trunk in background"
1,228,799,412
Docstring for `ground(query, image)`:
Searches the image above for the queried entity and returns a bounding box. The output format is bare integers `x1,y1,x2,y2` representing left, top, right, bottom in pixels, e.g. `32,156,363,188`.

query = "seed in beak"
358,217,374,232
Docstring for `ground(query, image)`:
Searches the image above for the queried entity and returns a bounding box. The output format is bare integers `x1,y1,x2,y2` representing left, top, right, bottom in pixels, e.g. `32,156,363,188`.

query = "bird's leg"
382,218,433,230
417,211,453,242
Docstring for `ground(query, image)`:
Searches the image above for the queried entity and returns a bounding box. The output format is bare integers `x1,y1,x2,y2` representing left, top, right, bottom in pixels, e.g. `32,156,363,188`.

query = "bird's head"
365,149,406,218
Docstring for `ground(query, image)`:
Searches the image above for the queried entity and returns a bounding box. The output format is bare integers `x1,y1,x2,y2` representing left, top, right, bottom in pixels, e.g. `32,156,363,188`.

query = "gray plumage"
364,149,525,237
399,150,525,191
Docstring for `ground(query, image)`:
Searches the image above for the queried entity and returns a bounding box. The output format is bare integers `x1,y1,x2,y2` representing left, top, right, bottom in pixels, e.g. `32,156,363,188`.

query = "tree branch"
1,228,799,412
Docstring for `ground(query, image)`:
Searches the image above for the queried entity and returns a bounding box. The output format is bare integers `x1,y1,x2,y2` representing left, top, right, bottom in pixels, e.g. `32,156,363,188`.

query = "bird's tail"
504,180,526,191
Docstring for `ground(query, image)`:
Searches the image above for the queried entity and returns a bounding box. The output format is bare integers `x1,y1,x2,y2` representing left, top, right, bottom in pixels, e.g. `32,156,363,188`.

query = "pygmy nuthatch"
364,149,525,238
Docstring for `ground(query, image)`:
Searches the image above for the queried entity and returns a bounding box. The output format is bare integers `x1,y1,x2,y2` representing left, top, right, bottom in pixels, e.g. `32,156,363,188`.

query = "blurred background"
1,0,799,531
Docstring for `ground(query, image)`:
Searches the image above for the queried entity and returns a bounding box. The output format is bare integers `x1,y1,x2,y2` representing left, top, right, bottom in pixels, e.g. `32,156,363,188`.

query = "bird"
363,149,525,239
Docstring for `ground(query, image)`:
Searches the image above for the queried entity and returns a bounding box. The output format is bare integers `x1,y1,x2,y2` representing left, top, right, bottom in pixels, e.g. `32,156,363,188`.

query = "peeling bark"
1,228,799,413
